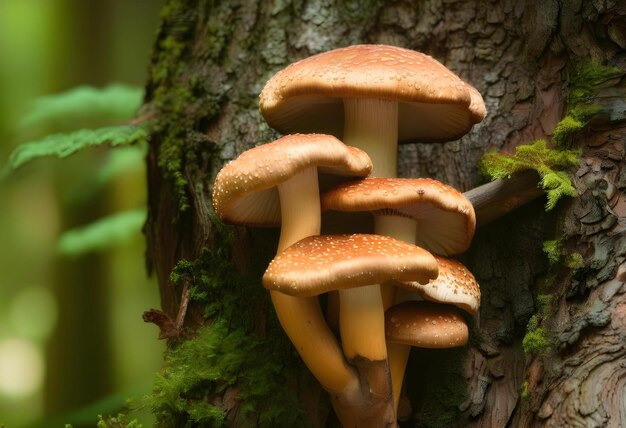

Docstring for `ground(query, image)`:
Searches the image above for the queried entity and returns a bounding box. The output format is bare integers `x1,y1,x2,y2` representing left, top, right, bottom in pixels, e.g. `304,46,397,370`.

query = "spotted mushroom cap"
385,301,468,348
391,256,480,314
321,177,476,256
211,134,372,226
259,44,486,143
262,234,438,297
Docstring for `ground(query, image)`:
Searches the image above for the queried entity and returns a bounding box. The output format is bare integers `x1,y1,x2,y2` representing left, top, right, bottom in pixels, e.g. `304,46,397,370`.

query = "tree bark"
143,0,626,426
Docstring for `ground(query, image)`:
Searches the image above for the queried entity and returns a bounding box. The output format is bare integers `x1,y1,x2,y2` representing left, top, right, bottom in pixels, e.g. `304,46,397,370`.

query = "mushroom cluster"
212,44,486,426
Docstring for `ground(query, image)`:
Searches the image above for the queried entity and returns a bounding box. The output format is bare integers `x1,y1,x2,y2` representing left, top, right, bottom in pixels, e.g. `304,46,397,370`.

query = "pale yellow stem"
339,284,387,361
387,342,411,414
375,214,419,414
343,98,398,178
271,167,358,395
375,214,418,310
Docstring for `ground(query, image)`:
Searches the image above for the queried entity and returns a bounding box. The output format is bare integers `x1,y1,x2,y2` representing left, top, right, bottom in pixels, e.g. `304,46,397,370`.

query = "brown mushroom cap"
385,301,468,348
211,134,371,226
391,256,480,314
259,44,486,143
262,234,438,297
321,177,476,256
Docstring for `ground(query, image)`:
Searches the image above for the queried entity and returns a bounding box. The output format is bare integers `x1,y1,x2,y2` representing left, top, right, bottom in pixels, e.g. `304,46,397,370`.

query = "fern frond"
4,124,146,173
57,209,146,256
19,84,143,130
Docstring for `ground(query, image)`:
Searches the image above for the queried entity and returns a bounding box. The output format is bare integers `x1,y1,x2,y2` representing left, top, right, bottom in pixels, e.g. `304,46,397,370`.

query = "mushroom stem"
271,167,358,394
343,98,398,178
339,284,387,361
375,214,419,310
386,342,411,415
276,167,321,252
374,213,420,415
339,284,396,427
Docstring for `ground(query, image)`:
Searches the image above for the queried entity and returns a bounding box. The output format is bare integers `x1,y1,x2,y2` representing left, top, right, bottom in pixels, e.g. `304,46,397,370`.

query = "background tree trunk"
143,0,626,426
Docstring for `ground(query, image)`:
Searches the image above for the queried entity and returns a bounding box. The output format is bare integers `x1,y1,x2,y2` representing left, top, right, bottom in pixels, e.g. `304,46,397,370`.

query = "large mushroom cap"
212,134,372,226
262,234,438,297
385,301,468,348
391,256,480,314
321,177,476,256
260,44,486,142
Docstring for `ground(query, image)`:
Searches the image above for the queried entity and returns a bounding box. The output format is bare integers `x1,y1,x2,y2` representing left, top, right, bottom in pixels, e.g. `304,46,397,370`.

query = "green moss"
551,60,623,148
522,326,551,355
520,381,530,400
535,294,552,317
542,241,584,270
480,139,580,211
565,252,584,270
542,240,561,265
523,294,554,355
147,0,232,213
143,214,309,426
568,60,622,106
552,115,583,147
96,414,142,428
145,321,305,426
480,61,622,210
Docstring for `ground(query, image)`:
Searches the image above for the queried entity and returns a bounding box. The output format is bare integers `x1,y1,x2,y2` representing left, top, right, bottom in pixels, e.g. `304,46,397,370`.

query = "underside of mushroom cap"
262,234,438,297
321,177,476,256
211,134,372,226
390,256,480,314
259,44,486,142
385,301,468,348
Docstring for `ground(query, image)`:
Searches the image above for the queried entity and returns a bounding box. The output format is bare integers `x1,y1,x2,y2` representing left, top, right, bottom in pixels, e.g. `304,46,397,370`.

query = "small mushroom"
263,234,437,364
385,301,469,416
392,255,481,315
322,177,476,256
322,177,476,308
212,134,371,397
260,44,486,178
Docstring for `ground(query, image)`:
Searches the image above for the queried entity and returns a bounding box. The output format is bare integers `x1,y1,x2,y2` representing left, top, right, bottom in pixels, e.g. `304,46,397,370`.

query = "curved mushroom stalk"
272,167,358,394
212,134,373,422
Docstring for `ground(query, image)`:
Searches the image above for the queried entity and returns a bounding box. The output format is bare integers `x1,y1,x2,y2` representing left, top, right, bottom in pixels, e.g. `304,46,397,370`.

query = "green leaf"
58,209,146,256
19,84,143,130
4,124,146,173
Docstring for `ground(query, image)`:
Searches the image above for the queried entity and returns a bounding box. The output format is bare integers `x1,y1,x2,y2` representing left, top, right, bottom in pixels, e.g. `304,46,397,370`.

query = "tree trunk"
143,0,626,426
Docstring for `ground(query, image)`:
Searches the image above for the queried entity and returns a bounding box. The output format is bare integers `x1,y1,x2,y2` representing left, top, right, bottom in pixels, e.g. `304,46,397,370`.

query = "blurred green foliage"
0,1,165,427
18,84,144,131
58,209,146,257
